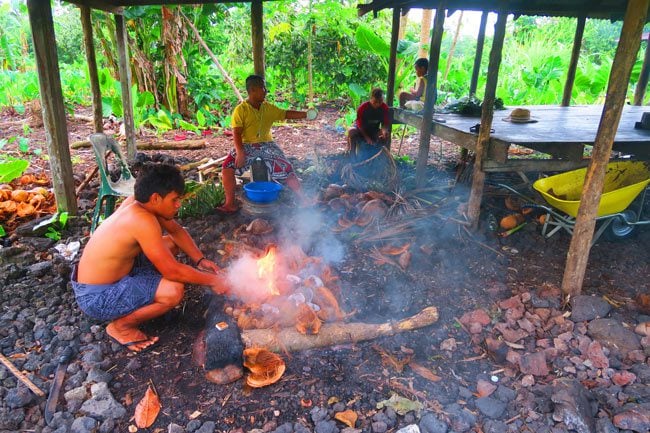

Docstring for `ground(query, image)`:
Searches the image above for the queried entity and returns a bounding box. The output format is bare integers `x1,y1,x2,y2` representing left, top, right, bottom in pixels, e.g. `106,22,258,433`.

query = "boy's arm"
285,110,307,120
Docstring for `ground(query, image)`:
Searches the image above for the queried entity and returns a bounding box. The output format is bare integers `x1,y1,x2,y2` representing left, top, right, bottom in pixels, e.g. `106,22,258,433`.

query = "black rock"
5,386,35,409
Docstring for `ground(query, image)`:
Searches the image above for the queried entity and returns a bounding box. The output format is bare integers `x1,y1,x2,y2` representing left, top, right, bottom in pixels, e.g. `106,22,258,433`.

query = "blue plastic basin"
243,181,283,203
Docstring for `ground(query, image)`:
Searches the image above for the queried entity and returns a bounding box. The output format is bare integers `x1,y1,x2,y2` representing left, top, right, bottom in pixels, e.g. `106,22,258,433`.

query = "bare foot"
106,322,159,353
205,364,244,384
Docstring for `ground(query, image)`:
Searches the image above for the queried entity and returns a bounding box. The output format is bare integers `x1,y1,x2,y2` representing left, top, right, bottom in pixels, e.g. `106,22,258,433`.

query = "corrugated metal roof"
358,0,648,21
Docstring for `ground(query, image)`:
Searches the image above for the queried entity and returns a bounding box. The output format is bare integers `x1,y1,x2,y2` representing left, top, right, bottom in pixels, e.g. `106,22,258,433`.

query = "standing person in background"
218,75,316,212
347,87,391,158
399,58,429,108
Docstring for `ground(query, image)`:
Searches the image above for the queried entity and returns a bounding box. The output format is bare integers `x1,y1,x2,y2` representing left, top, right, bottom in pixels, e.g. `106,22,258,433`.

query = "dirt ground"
1,105,649,432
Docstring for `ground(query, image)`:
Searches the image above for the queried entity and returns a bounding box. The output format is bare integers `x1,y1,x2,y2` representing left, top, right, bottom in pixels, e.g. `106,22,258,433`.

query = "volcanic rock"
418,413,447,433
587,319,641,355
570,295,612,322
476,396,507,419
519,351,549,376
612,406,650,432
550,378,596,433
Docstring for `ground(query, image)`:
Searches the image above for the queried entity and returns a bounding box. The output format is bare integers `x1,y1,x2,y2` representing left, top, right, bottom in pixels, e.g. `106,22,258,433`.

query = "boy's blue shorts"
71,255,162,321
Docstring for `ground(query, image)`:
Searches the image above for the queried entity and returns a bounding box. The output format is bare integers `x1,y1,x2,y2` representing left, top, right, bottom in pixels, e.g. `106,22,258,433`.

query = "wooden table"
392,105,650,172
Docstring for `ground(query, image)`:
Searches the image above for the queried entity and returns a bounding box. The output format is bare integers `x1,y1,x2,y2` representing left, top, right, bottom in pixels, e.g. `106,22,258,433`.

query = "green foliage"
0,156,29,183
145,109,174,132
178,181,225,218
0,225,5,237
34,211,69,241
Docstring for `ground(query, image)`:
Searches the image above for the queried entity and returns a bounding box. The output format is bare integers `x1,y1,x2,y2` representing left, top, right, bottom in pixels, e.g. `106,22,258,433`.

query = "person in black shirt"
347,87,391,158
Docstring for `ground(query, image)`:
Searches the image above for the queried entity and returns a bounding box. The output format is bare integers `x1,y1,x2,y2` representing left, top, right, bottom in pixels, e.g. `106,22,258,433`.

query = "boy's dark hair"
415,58,429,70
245,75,265,92
134,163,185,203
370,88,384,100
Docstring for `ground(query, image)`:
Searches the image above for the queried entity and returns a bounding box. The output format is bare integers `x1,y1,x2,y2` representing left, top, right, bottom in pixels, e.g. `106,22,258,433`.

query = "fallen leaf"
327,396,340,405
475,379,497,398
408,361,442,382
123,392,133,406
334,409,358,428
376,393,424,415
372,344,410,372
134,385,161,428
189,410,201,420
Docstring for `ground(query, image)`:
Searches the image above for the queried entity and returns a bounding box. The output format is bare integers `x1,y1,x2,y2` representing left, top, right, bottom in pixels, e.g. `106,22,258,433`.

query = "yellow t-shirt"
419,76,427,103
231,101,286,143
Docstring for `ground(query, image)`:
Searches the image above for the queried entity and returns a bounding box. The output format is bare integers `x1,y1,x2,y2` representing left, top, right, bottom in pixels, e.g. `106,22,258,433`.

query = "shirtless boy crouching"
72,163,241,383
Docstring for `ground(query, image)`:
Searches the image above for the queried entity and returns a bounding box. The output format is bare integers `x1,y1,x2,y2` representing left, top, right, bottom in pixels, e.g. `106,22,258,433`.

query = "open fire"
225,243,345,334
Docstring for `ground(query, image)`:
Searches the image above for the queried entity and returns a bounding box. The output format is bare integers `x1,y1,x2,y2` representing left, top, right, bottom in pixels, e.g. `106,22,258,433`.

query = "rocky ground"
0,106,649,433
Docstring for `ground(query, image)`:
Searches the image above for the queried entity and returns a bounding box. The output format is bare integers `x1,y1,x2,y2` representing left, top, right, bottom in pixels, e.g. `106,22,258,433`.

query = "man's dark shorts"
71,255,162,321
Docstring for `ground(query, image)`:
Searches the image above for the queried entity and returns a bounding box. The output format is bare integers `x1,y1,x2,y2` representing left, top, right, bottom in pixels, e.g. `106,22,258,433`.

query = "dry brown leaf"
134,385,161,428
334,409,358,428
398,251,411,270
636,294,650,314
123,392,133,406
372,344,410,372
189,410,202,419
379,243,411,256
408,361,442,382
475,379,497,398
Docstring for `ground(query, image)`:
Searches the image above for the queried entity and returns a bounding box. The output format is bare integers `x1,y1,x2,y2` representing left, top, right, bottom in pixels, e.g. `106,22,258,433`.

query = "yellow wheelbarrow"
532,161,650,242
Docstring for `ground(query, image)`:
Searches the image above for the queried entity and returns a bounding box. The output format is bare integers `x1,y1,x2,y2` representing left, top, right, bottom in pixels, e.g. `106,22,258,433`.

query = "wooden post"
114,13,136,159
562,0,649,297
415,2,446,188
633,32,650,105
26,0,77,215
469,12,488,96
80,6,103,133
386,7,400,107
562,15,586,107
466,12,508,229
251,0,265,77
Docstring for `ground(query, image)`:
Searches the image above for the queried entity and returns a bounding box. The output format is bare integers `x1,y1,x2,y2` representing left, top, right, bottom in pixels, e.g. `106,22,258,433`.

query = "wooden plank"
114,13,136,159
415,1,446,188
467,12,507,229
65,0,122,14
469,11,487,97
562,15,585,106
251,0,265,77
80,6,103,133
26,0,77,215
482,159,589,172
633,31,650,105
562,0,650,297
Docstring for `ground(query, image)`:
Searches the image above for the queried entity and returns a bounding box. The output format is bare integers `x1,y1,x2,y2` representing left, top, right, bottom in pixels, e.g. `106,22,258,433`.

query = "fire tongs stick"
0,352,45,397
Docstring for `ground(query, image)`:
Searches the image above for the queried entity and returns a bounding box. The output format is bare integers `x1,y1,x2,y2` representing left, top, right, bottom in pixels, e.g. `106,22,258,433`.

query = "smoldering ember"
0,109,649,433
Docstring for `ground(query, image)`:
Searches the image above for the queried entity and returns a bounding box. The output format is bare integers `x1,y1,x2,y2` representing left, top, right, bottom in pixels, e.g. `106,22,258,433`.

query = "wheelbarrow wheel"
604,210,637,241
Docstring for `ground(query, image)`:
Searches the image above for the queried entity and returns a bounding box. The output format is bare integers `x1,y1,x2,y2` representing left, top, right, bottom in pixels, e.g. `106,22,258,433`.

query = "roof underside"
64,0,277,13
358,0,649,21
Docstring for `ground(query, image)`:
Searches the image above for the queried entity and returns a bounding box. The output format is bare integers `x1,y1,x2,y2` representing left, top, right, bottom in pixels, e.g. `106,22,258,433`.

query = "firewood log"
240,306,438,353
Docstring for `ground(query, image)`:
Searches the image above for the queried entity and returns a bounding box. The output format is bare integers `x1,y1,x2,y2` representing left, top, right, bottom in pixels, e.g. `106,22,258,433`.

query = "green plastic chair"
88,133,135,232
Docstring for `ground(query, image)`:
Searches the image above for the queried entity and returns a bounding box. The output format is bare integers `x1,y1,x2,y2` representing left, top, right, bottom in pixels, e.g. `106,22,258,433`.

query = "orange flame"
257,246,279,296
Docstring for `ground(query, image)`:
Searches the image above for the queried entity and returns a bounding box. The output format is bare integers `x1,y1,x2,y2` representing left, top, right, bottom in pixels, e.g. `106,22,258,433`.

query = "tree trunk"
418,9,433,58
443,11,464,82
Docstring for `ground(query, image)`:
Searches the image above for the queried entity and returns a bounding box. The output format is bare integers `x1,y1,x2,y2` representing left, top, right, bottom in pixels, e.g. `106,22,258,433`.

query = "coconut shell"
500,214,525,230
243,348,286,388
11,190,29,203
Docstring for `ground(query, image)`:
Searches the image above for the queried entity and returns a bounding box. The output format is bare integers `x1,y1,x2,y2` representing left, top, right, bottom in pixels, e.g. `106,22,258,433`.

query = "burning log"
240,306,439,353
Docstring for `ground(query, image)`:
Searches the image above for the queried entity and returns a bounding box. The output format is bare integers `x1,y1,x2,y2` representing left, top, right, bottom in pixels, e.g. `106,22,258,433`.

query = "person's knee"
157,281,184,307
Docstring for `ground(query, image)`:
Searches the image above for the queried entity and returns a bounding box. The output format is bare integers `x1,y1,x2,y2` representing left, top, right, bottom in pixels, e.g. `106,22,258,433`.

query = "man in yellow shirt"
399,58,429,108
219,75,310,212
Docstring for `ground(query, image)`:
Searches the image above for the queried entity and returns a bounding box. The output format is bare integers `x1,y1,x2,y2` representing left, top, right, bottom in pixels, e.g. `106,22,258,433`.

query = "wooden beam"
114,13,136,159
561,0,650,297
466,12,507,229
415,2,445,188
386,7,400,107
65,0,123,14
251,0,265,77
26,0,77,215
633,32,650,105
469,11,487,97
562,15,586,107
80,6,103,133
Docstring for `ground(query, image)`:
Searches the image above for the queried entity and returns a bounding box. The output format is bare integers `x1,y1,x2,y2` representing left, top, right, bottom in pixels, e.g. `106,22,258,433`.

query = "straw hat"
503,107,538,123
